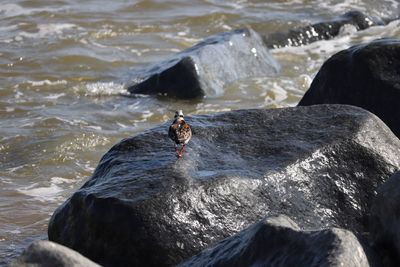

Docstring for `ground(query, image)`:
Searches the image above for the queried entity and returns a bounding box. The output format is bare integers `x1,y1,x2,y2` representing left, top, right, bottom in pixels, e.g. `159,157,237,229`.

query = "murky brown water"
1,0,400,265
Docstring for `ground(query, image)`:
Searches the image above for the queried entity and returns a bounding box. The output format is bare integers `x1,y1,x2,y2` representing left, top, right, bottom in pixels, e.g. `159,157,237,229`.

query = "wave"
16,177,76,203
73,82,128,96
0,3,66,19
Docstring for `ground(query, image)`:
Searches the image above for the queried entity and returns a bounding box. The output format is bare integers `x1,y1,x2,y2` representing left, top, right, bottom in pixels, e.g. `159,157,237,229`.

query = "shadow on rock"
370,171,400,266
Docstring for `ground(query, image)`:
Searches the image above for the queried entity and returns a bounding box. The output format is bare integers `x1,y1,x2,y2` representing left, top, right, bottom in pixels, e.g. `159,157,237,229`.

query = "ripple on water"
0,3,66,19
17,177,77,203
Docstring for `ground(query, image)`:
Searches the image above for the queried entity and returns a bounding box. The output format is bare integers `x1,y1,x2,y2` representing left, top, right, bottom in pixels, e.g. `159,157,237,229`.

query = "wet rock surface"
126,28,279,99
9,240,101,267
265,11,389,48
48,105,400,266
179,215,373,267
298,38,400,138
370,171,400,266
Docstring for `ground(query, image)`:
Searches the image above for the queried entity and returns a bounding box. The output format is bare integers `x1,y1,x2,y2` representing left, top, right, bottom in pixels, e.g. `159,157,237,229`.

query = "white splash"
273,20,400,58
76,82,128,96
44,93,66,100
17,177,75,202
28,80,67,87
18,23,79,39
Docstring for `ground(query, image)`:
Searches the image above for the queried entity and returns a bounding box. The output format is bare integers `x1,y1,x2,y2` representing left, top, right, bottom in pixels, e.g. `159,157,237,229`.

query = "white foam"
272,19,400,67
318,1,367,14
18,23,79,39
7,229,22,234
141,111,154,119
50,177,76,185
5,106,15,112
203,0,248,10
316,0,398,16
17,184,62,202
29,80,67,87
44,93,66,100
17,177,76,202
75,82,128,96
85,125,102,131
117,122,128,128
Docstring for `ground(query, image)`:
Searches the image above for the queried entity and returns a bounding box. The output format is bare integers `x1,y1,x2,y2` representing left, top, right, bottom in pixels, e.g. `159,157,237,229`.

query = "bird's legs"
180,144,186,155
175,144,186,159
175,144,180,158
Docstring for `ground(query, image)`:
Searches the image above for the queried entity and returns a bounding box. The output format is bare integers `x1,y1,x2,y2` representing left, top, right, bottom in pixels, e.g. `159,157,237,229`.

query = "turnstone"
168,110,192,159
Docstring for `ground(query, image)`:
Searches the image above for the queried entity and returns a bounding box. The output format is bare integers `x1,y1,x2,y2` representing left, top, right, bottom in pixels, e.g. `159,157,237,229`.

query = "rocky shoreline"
11,12,400,267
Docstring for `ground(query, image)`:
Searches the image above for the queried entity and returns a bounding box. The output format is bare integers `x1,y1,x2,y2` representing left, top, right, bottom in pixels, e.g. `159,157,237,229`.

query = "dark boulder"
9,240,101,267
126,28,280,99
370,171,400,266
298,38,400,138
48,105,400,266
179,215,373,267
265,11,389,48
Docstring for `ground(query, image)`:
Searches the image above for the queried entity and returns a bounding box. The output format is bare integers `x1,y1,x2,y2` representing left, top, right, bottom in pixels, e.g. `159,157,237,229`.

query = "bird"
168,110,192,159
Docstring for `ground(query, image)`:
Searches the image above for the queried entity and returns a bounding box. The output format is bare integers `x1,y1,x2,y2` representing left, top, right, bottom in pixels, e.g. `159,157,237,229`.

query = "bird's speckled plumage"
169,110,192,158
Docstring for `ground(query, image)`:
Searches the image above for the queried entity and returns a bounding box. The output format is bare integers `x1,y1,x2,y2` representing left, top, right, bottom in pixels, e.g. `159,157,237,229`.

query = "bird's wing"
179,122,192,143
168,124,177,141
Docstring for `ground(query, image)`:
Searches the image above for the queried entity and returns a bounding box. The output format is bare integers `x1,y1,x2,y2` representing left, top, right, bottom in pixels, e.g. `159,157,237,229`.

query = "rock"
298,38,400,138
179,215,372,267
265,11,388,48
9,240,101,267
126,28,280,99
370,171,400,266
48,105,400,267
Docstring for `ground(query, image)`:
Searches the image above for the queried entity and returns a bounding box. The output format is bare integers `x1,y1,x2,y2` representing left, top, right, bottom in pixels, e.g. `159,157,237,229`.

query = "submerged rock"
298,38,400,138
265,11,388,48
179,215,371,267
126,28,279,99
48,105,400,266
370,171,400,266
9,240,101,267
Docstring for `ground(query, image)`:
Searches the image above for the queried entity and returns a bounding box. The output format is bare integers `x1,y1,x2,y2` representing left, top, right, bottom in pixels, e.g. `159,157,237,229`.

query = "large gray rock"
126,28,279,98
298,38,400,138
9,240,101,267
48,105,400,266
180,215,372,267
370,171,400,266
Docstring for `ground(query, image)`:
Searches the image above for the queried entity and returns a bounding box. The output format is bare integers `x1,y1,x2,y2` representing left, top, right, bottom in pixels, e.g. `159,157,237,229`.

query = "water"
1,0,399,265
